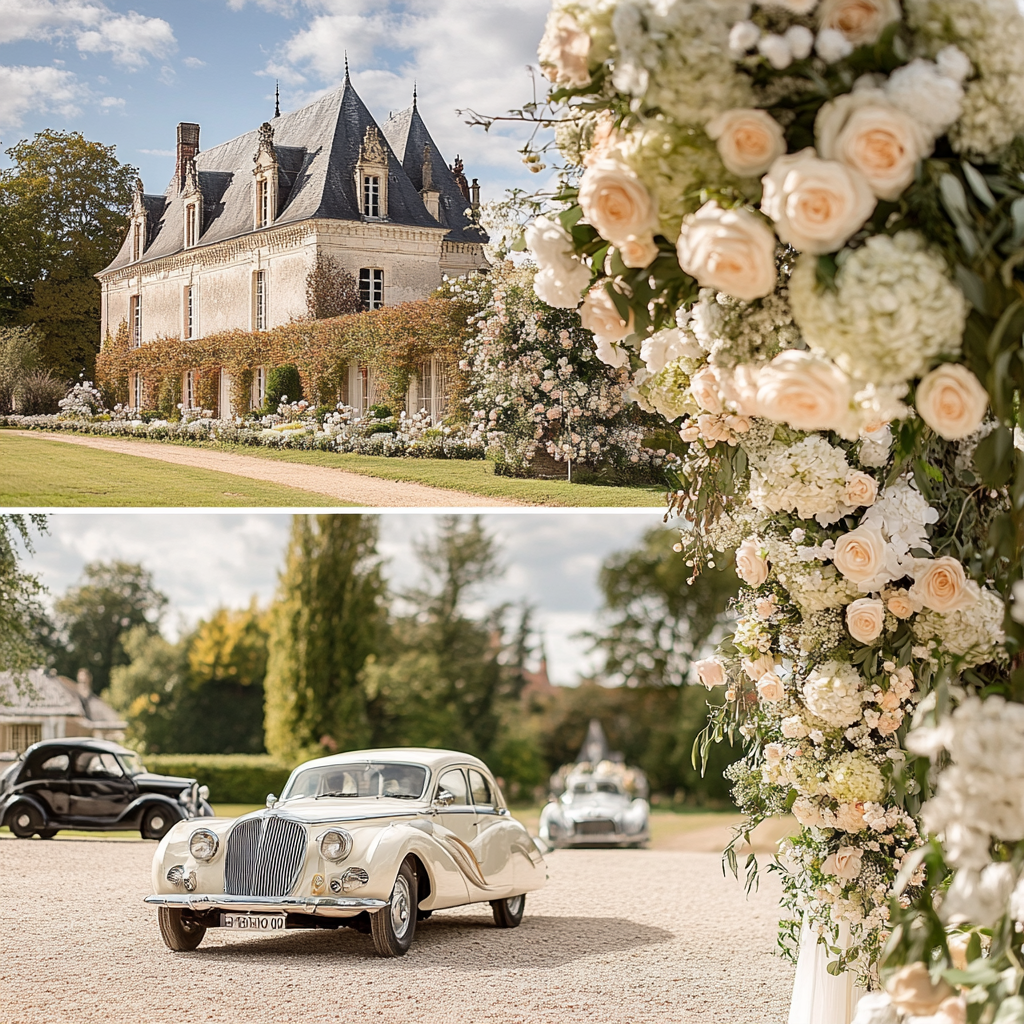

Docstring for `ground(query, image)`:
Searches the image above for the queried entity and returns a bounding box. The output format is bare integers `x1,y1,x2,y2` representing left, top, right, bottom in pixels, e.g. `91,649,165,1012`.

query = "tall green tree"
588,526,737,688
0,130,136,378
264,515,385,760
45,560,167,693
0,515,48,678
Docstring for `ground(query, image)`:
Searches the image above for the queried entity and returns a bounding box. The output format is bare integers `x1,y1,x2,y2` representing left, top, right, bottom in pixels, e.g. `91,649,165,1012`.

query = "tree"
305,252,363,320
0,515,48,677
263,515,385,760
0,130,136,378
46,561,167,693
588,526,738,688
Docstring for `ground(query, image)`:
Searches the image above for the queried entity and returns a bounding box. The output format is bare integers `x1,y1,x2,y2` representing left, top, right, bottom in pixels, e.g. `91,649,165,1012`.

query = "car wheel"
370,859,417,957
38,829,57,839
141,805,176,840
157,908,207,952
490,893,526,928
8,805,44,839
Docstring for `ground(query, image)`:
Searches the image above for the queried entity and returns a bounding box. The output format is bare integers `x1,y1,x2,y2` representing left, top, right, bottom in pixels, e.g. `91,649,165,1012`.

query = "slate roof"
383,101,488,245
100,78,479,276
0,669,126,729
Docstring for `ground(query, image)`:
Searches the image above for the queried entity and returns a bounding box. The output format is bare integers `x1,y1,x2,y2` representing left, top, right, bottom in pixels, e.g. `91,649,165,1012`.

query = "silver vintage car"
146,747,546,956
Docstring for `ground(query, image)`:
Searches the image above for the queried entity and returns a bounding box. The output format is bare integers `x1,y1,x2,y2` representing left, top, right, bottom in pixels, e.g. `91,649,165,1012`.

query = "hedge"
144,754,295,805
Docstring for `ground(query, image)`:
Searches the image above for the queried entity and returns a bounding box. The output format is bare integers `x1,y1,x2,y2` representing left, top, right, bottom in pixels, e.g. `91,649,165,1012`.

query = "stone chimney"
175,122,200,193
470,178,480,210
76,668,93,699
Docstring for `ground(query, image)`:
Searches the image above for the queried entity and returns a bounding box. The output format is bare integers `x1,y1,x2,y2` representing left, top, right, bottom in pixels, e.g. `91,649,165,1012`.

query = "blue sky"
23,512,673,685
0,0,551,201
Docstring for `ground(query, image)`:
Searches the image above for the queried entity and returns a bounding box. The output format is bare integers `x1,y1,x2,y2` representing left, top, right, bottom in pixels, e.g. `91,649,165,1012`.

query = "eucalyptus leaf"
963,161,997,209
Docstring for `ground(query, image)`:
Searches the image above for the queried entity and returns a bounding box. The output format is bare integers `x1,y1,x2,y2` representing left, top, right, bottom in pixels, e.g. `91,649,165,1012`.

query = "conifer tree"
264,515,384,760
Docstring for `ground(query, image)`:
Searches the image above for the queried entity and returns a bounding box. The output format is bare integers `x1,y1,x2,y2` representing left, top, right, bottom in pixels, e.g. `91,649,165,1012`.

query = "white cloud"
99,94,123,109
182,56,205,69
0,64,81,130
0,1,175,68
226,0,300,12
139,147,173,156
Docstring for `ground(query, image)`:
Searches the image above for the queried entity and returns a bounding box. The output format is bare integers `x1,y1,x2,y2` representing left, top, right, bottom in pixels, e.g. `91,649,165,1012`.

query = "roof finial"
274,80,280,118
412,81,417,109
344,51,350,82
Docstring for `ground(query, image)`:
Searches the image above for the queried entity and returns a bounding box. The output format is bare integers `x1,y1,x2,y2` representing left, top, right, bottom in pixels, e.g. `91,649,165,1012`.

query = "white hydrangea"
906,0,1024,156
859,477,939,558
826,750,886,803
748,436,852,524
764,536,860,615
913,584,1006,666
802,661,866,729
789,233,967,385
631,358,701,421
883,57,965,138
909,696,1024,869
687,287,801,370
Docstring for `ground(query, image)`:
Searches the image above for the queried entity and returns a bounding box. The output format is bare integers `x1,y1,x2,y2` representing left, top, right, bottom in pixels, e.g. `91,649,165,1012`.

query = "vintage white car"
539,767,650,849
146,748,546,956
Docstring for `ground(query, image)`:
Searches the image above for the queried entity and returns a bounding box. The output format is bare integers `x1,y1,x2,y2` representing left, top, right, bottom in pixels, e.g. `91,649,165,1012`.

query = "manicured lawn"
207,443,668,507
0,434,345,507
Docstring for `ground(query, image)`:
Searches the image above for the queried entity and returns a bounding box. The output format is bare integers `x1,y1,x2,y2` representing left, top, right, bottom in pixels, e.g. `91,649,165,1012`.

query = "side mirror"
434,789,455,808
266,793,278,809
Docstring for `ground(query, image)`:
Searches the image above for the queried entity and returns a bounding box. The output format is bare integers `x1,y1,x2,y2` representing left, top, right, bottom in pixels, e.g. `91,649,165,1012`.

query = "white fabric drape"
788,918,867,1024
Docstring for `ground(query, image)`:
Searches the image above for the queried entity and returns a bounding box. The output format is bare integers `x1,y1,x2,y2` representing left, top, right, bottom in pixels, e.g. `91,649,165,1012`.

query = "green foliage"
264,363,302,410
263,515,385,760
0,514,47,678
0,326,43,414
142,754,294,804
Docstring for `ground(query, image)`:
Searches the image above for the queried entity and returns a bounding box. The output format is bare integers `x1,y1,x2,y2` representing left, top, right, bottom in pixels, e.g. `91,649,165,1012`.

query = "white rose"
706,108,787,179
538,10,591,88
886,963,955,1018
578,158,658,247
736,537,769,587
817,0,901,46
749,350,854,434
761,148,876,255
884,59,964,139
764,741,785,766
677,201,777,302
851,994,898,1024
767,0,819,13
728,20,760,57
846,597,885,643
640,328,701,374
909,556,975,614
936,46,971,86
616,234,659,269
816,28,854,63
845,470,878,507
757,672,785,701
694,658,726,688
833,524,887,584
526,216,592,309
916,365,988,441
758,33,793,70
580,285,633,344
816,89,931,201
689,366,724,414
821,845,864,879
744,653,776,681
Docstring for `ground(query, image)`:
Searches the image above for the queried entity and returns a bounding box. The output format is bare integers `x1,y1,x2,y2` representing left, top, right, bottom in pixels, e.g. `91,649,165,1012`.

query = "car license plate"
220,912,286,931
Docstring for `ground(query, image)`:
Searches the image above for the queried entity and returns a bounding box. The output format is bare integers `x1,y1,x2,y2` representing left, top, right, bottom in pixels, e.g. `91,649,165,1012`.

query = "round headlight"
189,827,219,861
319,829,353,862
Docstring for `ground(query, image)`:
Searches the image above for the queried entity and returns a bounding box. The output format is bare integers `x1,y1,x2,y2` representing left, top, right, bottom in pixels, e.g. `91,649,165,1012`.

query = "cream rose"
821,845,864,880
744,654,776,681
694,658,726,688
757,672,785,702
910,556,975,613
750,350,854,434
676,201,777,302
706,108,787,178
761,148,876,255
538,11,592,88
689,366,725,414
846,597,885,643
835,801,867,832
616,234,659,269
580,285,632,344
818,0,901,45
887,590,919,619
886,963,955,1017
816,89,931,201
845,470,878,508
916,364,988,441
526,216,592,308
833,524,887,584
578,158,658,247
764,741,785,766
736,536,769,587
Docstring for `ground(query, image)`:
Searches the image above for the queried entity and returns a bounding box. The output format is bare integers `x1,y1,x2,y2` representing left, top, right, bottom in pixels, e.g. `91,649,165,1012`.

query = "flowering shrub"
525,0,1024,1012
58,381,106,420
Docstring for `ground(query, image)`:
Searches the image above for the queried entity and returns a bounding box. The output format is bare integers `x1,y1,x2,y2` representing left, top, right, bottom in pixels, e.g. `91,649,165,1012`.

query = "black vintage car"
0,738,213,840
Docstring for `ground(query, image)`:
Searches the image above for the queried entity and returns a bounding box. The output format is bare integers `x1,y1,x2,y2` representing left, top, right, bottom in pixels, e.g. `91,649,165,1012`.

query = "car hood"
559,794,632,818
134,773,196,795
265,796,428,825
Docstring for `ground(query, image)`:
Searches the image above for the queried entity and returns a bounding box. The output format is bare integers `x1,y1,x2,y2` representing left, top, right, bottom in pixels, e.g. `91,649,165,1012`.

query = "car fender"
119,793,184,828
1,792,50,827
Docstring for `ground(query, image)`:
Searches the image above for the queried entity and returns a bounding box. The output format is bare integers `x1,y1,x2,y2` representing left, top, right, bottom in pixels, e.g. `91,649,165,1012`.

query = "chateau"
97,72,488,417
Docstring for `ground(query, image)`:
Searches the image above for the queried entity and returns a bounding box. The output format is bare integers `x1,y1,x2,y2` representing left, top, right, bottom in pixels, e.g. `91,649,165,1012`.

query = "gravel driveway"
0,837,794,1024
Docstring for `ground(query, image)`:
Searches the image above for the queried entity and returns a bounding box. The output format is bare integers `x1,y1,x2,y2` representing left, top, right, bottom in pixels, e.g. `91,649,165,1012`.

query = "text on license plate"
220,912,286,931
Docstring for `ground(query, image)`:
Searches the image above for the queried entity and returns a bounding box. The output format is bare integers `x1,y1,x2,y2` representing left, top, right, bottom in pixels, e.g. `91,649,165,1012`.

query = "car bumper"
145,893,387,917
547,831,648,848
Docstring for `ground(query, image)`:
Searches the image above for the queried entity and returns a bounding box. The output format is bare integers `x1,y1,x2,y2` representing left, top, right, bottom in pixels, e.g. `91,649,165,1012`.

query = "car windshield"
118,751,146,776
282,762,428,801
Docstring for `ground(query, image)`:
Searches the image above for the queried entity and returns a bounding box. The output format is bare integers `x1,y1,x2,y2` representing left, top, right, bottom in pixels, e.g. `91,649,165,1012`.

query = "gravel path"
0,838,793,1024
13,432,524,508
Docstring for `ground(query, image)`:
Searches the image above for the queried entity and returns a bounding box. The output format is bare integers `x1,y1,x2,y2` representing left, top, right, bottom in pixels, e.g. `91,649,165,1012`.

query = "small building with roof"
97,72,488,417
0,669,127,756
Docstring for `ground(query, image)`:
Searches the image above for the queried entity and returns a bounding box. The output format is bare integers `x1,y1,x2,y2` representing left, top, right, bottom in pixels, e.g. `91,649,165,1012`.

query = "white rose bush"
523,0,1024,1014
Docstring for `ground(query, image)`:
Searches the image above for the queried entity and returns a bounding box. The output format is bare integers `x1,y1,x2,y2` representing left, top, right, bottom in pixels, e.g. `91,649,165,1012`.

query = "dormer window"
129,176,147,262
355,125,388,221
181,158,203,249
184,202,200,248
252,121,279,231
132,220,143,261
256,178,270,228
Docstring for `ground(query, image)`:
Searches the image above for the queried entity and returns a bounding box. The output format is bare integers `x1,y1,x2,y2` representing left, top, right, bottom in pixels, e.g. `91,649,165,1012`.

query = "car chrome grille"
576,819,616,835
224,815,307,897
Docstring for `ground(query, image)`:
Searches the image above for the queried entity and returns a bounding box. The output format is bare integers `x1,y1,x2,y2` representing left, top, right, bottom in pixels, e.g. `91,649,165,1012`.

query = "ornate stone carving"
358,125,388,168
254,121,276,164
181,158,201,198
